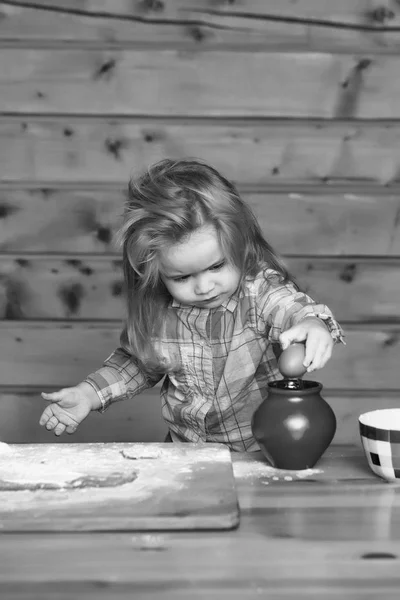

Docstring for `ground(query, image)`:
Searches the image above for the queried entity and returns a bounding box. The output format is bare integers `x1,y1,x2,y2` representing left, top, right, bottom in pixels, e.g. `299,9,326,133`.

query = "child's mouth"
199,294,219,304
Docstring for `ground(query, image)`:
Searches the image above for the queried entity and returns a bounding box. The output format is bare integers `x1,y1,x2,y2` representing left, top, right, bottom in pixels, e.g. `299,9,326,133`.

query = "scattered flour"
232,460,323,481
0,442,12,455
121,443,227,463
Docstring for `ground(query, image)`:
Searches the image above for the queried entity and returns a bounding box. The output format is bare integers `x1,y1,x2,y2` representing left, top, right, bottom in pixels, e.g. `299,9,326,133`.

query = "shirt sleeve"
84,347,164,413
256,271,345,344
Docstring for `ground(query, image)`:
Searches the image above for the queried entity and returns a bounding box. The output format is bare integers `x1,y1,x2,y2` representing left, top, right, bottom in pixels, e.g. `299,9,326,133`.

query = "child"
40,158,344,451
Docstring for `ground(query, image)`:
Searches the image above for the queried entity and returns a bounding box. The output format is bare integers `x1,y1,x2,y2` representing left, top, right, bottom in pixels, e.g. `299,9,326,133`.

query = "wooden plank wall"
1,0,400,446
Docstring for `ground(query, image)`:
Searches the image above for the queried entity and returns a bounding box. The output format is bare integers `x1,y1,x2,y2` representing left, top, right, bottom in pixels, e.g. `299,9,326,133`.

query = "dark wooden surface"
2,444,400,599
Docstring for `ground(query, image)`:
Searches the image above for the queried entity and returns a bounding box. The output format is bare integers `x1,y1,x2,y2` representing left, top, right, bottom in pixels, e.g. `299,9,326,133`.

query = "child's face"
160,224,240,308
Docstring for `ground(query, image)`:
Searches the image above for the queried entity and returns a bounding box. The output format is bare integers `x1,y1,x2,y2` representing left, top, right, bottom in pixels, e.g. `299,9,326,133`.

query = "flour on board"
0,443,233,511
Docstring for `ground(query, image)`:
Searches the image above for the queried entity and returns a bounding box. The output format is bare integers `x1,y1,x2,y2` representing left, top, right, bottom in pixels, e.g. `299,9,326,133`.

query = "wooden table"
2,444,400,599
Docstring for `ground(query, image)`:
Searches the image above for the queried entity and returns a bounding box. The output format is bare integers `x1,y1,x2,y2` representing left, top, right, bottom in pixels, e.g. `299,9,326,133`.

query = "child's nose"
194,274,214,295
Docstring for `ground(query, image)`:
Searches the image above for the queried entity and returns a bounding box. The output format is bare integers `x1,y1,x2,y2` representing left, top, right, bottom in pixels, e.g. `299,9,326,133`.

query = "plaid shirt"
85,266,344,452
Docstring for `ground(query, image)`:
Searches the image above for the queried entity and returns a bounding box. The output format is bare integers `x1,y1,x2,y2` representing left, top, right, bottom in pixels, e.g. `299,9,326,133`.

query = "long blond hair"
116,158,294,375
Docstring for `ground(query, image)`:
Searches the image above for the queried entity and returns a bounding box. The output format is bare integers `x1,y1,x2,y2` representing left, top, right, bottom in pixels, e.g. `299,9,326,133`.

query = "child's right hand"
40,384,96,436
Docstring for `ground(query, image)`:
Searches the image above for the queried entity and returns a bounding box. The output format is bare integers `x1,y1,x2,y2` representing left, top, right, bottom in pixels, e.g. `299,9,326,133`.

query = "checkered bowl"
359,409,400,482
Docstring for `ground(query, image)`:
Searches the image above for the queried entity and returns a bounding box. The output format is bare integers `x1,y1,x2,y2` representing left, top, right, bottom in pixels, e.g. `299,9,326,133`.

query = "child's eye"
209,261,226,271
172,261,225,282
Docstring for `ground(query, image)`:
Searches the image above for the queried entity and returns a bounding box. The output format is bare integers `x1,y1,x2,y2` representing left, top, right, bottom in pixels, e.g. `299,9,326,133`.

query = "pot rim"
268,379,322,394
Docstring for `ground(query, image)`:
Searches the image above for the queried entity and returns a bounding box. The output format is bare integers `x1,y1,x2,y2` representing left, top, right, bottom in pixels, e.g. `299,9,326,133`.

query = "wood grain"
0,584,397,600
1,255,400,321
2,49,400,118
1,0,400,52
3,119,400,185
1,0,396,22
0,446,400,599
1,0,400,459
1,187,399,255
0,322,399,390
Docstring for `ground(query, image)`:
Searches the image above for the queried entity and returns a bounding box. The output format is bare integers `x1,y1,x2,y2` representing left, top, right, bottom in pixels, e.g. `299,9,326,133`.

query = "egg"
278,342,307,379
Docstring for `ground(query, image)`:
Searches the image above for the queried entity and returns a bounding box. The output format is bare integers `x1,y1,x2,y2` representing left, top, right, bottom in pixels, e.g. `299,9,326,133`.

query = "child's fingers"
66,424,78,435
41,390,66,403
44,416,59,430
280,329,305,350
317,345,333,369
39,406,55,426
307,344,332,372
304,339,318,368
54,423,66,436
307,351,324,372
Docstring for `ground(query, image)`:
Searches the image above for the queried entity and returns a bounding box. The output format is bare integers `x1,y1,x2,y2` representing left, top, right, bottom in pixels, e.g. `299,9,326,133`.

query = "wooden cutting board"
0,442,240,531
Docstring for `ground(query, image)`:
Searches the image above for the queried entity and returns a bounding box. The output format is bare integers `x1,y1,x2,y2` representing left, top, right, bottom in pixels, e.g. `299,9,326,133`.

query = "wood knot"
105,138,126,160
65,260,92,276
367,6,395,23
94,59,116,81
142,130,163,143
361,552,397,559
40,188,54,199
96,227,112,244
188,26,207,42
0,203,17,219
342,59,371,89
111,281,123,297
57,283,85,317
336,59,372,118
66,259,82,268
382,333,399,348
4,280,25,320
140,0,164,12
356,58,372,72
15,258,29,268
339,264,357,283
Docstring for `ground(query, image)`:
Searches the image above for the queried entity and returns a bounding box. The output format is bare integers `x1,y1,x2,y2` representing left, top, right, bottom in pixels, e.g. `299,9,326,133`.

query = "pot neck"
268,379,322,396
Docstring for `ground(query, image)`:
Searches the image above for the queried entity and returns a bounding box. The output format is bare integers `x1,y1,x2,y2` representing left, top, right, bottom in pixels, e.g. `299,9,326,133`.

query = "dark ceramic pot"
251,380,336,470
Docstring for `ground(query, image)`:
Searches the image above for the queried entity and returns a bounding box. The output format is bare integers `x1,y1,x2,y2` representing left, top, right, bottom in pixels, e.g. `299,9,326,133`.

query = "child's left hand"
279,317,334,373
